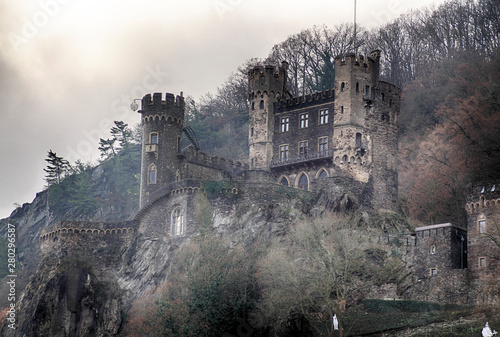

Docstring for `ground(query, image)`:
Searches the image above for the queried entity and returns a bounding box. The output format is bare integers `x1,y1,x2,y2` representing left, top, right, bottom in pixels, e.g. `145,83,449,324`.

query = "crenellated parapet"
465,182,500,214
274,89,334,112
140,92,185,125
334,51,380,73
39,220,139,255
248,62,288,100
183,147,249,175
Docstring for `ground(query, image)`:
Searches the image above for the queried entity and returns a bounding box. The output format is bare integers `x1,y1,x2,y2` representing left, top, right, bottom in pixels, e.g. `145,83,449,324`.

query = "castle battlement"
248,61,288,80
140,92,185,112
40,220,139,240
466,182,500,214
39,220,139,255
335,50,380,70
274,89,335,112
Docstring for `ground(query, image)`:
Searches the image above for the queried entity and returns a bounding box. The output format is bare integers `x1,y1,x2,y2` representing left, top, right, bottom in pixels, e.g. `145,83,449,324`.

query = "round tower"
333,51,400,210
138,92,185,208
248,62,288,170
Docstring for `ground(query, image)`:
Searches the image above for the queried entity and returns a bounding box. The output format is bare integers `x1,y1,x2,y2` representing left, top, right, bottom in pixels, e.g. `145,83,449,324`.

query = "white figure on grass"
483,322,498,337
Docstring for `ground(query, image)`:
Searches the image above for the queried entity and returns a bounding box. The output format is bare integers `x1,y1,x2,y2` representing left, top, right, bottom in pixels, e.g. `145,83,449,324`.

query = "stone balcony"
270,149,333,169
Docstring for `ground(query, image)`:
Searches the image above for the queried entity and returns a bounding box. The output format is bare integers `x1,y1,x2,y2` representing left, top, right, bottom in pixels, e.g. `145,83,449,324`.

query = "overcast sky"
0,0,448,219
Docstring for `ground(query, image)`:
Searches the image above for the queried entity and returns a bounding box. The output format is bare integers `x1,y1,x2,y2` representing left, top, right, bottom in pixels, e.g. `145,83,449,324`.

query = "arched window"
342,155,348,163
148,164,157,184
171,207,184,237
297,173,309,191
318,169,328,179
355,82,359,93
279,176,289,187
356,133,362,148
430,245,436,255
341,82,345,92
251,102,255,110
259,100,264,109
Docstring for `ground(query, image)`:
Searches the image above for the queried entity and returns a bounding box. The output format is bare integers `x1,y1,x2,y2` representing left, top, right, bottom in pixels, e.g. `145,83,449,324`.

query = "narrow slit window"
149,165,157,184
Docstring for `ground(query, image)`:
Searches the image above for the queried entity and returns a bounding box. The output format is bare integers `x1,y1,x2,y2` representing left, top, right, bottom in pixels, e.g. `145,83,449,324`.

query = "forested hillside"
189,0,500,226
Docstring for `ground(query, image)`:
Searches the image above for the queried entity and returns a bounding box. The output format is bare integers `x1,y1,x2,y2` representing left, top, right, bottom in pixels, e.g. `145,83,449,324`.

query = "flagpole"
354,0,357,56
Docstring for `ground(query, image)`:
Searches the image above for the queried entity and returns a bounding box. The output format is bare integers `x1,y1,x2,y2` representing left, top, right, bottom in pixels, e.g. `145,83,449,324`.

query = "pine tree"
43,150,70,185
110,121,133,150
98,138,117,158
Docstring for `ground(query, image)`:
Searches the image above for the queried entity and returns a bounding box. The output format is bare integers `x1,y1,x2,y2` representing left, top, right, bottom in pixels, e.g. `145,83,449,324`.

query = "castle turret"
138,92,185,208
333,51,400,210
248,62,288,170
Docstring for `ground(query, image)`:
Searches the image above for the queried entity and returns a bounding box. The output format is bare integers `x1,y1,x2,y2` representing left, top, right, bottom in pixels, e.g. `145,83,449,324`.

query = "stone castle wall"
465,182,500,280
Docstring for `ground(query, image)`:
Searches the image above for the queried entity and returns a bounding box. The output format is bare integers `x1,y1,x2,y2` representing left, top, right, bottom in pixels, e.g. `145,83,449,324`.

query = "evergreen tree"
43,150,70,185
98,138,117,159
110,121,133,150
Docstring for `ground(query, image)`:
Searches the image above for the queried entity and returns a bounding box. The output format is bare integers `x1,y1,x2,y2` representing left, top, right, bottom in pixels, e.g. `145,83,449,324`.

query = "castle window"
279,144,289,161
341,82,345,92
318,137,328,155
175,170,181,182
365,85,370,99
150,132,158,144
479,220,487,234
251,102,255,110
148,164,157,184
356,133,362,148
171,207,184,237
340,106,344,114
430,245,436,255
342,155,348,163
259,100,264,109
479,257,487,268
319,109,329,125
356,82,359,93
279,176,289,187
318,169,328,179
299,113,309,129
430,268,437,276
492,185,496,192
381,93,385,101
280,117,289,132
177,136,182,153
297,173,309,191
251,127,254,137
299,141,308,156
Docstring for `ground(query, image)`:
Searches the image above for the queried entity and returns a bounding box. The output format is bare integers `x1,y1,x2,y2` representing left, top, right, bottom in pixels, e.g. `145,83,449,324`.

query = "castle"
39,50,499,306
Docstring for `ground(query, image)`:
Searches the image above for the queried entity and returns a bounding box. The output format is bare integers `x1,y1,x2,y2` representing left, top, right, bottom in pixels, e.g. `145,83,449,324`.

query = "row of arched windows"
278,169,329,191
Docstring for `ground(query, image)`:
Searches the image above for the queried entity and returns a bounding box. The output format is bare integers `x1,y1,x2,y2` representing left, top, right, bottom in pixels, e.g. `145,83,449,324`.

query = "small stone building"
413,223,467,280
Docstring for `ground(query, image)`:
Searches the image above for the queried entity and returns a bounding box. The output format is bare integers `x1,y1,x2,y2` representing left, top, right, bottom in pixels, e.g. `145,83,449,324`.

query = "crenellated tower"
248,62,288,170
333,50,400,210
138,92,185,208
